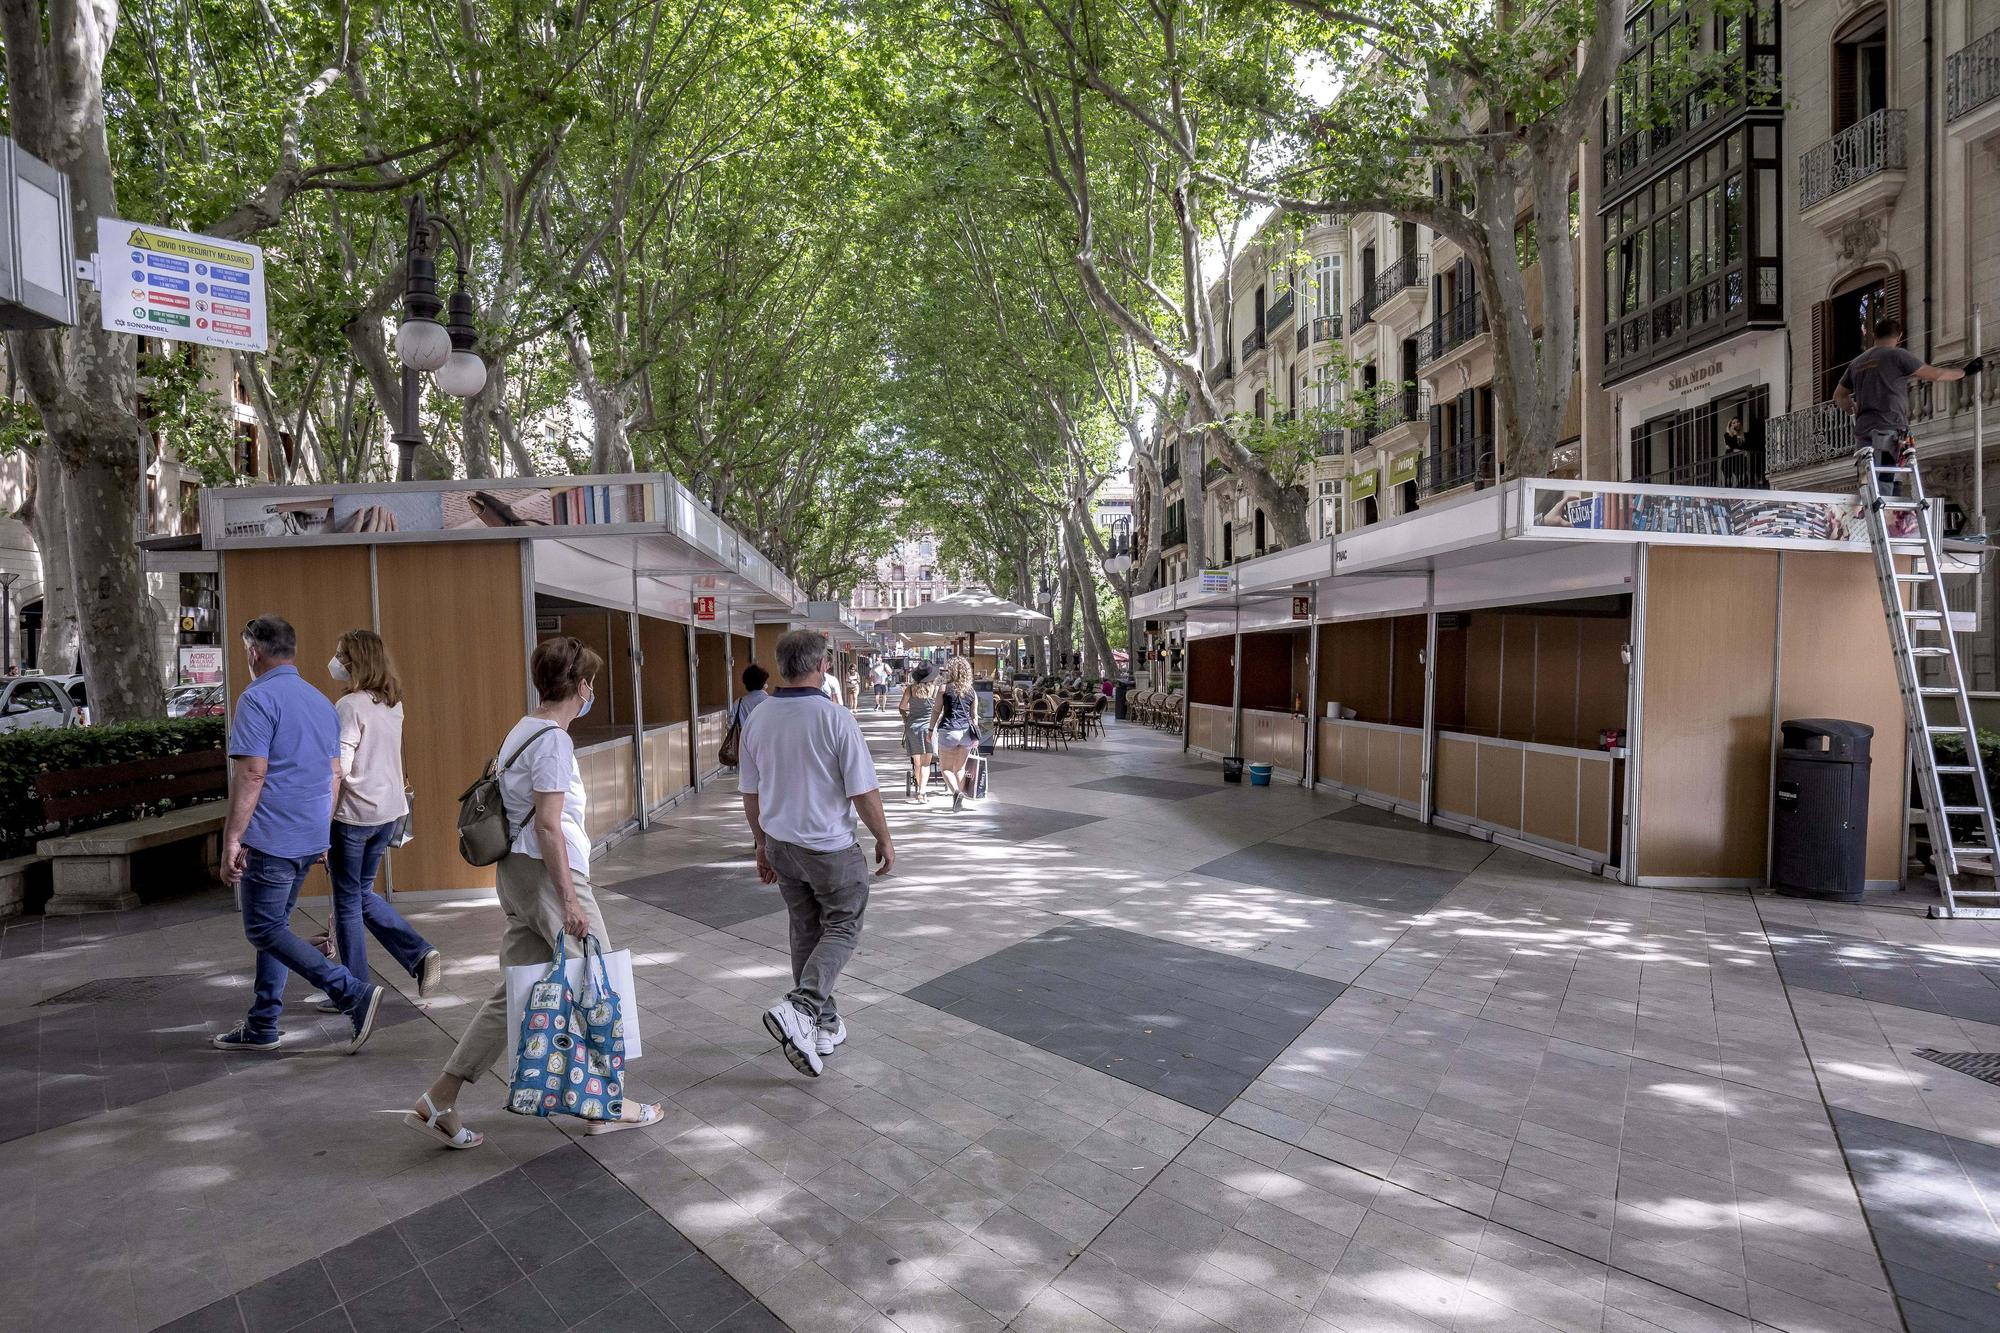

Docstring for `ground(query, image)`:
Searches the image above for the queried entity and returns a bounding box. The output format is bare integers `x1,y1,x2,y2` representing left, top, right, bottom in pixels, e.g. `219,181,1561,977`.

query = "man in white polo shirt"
739,628,894,1076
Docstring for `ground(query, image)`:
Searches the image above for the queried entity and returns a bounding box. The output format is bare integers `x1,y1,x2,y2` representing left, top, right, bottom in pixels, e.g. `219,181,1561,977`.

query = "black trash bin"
1772,719,1873,902
1114,679,1135,721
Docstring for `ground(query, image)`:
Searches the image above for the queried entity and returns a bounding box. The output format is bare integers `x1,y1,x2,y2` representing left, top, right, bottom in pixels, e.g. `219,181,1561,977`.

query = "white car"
0,675,82,732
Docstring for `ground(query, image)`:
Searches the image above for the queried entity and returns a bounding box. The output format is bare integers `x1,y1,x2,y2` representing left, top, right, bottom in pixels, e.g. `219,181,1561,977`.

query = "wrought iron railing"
1211,357,1233,385
1161,525,1188,550
1800,109,1906,210
1313,314,1342,343
1416,297,1487,366
1317,428,1345,457
1764,401,1853,473
1160,452,1180,485
1349,253,1426,331
1948,27,2000,122
1296,325,1308,353
1634,452,1765,490
1359,385,1425,448
1241,326,1266,362
1417,438,1494,498
1265,290,1296,333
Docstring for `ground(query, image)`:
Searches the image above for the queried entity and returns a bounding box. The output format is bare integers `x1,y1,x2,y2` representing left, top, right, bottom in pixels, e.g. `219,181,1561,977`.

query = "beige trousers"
443,852,609,1083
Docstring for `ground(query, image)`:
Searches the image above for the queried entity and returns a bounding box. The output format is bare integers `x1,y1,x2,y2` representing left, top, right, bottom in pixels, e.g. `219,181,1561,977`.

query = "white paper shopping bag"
505,942,643,1067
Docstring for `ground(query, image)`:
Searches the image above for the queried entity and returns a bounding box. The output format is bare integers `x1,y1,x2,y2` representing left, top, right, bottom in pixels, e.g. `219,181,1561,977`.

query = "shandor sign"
97,218,268,353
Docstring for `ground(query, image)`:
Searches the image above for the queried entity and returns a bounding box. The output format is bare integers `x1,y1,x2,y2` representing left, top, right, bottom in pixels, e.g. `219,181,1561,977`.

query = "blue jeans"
328,819,432,981
240,847,368,1036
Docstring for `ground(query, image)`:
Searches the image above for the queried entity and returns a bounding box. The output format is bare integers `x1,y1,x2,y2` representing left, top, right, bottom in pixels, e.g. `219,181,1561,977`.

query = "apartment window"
1312,255,1340,320
919,592,932,604
1316,480,1343,539
1833,8,1889,132
1253,388,1266,422
1811,268,1902,403
1602,1,1779,192
1601,124,1781,378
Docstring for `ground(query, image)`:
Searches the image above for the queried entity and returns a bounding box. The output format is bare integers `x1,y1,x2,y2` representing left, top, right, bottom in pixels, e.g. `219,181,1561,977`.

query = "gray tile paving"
0,885,232,958
1769,924,2000,1025
0,966,424,1144
905,924,1347,1113
149,1144,778,1333
1831,1106,2000,1333
1072,775,1220,801
1189,842,1471,914
946,804,1103,842
607,862,786,929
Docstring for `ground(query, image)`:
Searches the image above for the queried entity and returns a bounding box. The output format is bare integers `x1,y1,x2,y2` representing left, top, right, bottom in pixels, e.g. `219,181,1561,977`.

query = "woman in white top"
406,636,661,1148
324,630,441,1006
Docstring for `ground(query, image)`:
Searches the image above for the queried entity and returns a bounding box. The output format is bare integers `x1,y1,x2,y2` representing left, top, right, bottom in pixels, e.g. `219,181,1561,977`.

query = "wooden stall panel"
1366,728,1401,801
1316,721,1342,785
1433,623,1469,732
697,709,730,775
1637,547,1778,879
694,631,729,715
1776,551,1908,883
223,548,375,897
1578,757,1614,856
1273,715,1306,772
753,623,785,673
1576,617,1631,745
639,617,691,725
1463,615,1502,734
376,543,527,892
1476,742,1525,832
731,635,753,697
1523,749,1580,847
643,724,692,808
1397,731,1423,804
1436,735,1477,818
1499,618,1537,743
577,741,635,843
1317,620,1393,721
1532,617,1582,747
1390,617,1427,726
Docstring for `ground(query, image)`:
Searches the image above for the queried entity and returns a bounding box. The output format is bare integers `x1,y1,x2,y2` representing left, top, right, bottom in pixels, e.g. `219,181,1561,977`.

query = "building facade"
847,527,952,635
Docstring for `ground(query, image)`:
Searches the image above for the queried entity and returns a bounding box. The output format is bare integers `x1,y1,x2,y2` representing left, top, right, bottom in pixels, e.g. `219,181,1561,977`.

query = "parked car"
166,684,225,718
0,675,82,732
45,673,89,725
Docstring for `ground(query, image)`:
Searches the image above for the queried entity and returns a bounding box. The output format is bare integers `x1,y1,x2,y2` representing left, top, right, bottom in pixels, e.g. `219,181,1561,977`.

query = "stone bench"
32,749,229,915
37,801,227,914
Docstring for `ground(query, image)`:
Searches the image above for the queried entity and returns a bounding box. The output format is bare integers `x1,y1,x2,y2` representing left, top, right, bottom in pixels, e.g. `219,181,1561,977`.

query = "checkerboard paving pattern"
11,702,2000,1333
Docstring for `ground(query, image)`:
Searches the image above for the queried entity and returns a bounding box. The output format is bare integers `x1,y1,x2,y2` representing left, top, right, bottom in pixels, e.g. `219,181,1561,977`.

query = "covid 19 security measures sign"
98,218,268,352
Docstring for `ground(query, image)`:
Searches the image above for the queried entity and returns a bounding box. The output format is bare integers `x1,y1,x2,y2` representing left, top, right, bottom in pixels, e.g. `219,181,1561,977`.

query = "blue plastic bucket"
1247,762,1273,786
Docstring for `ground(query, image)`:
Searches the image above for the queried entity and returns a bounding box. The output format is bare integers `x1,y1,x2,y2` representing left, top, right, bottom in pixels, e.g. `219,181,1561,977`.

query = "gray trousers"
444,853,608,1083
766,838,870,1028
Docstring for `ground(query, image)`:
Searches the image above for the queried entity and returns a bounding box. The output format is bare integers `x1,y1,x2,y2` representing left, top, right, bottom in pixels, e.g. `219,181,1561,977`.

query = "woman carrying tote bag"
405,637,661,1149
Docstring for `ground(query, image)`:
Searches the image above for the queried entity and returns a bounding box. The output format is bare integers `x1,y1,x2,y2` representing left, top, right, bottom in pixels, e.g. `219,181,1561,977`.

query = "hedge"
0,717,225,858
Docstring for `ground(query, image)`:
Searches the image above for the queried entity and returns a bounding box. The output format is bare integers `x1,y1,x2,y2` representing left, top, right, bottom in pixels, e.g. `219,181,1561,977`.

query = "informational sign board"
206,477,667,548
1525,480,1868,548
1349,469,1380,500
98,217,268,352
693,595,717,621
1292,596,1311,620
178,644,224,685
1388,451,1420,487
1198,568,1233,594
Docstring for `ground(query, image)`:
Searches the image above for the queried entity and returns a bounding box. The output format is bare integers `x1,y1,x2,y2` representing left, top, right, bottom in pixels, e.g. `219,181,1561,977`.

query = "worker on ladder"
1834,316,1981,501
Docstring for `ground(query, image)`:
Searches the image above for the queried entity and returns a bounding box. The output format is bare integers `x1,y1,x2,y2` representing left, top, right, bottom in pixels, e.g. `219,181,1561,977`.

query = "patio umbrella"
879,588,1053,638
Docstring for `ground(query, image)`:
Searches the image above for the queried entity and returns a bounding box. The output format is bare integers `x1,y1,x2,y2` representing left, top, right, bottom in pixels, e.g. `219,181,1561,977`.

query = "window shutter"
1811,300,1830,403
1834,45,1857,132
1883,268,1906,331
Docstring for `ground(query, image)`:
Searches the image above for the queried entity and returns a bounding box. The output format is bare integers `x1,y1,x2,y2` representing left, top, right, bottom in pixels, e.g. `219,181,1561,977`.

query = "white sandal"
586,1101,663,1136
403,1092,483,1149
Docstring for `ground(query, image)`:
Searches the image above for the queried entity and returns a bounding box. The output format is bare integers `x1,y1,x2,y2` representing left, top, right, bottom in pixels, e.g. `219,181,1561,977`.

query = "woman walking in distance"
899,662,942,804
931,658,981,813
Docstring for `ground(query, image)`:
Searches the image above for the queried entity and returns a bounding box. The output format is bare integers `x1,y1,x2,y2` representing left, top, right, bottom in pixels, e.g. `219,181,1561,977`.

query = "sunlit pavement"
8,705,2000,1332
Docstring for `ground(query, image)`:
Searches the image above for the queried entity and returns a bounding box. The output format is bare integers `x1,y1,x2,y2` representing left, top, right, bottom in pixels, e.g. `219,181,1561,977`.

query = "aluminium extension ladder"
1858,447,2000,917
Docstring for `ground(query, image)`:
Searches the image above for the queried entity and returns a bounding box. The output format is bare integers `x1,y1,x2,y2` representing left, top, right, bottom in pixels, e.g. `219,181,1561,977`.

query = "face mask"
577,687,594,718
327,656,350,683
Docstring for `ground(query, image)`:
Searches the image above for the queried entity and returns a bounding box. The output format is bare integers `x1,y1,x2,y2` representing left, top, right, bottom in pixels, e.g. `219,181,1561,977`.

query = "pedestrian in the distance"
931,657,981,813
319,629,443,1009
404,636,661,1148
739,629,893,1076
212,616,384,1054
732,662,771,733
820,652,845,707
899,662,941,805
844,662,861,713
870,658,890,710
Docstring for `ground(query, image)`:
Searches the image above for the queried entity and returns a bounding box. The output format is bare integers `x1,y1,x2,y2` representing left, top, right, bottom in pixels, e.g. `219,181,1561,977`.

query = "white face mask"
328,656,350,683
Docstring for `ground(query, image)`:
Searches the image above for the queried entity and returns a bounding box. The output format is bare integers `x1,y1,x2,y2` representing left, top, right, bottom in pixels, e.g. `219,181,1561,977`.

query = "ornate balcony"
1948,26,2000,123
1799,109,1906,214
1241,326,1266,364
1764,401,1853,474
1359,385,1426,449
1349,253,1426,332
1417,437,1494,498
1317,428,1345,458
1265,289,1296,333
1416,297,1487,367
1312,314,1342,343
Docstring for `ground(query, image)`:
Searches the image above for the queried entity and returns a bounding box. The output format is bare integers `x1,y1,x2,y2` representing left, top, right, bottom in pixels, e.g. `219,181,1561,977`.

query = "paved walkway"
7,706,2000,1333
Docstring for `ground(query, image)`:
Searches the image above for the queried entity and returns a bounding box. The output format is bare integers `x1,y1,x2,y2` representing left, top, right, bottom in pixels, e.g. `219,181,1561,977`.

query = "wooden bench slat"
39,769,229,823
33,749,225,799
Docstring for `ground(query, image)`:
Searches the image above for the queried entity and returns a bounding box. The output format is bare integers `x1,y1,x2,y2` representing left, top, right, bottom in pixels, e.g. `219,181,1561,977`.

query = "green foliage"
0,717,224,857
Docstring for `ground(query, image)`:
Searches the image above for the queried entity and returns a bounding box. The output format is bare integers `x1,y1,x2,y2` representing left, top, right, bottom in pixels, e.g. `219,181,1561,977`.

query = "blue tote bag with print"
574,935,629,1123
506,937,585,1119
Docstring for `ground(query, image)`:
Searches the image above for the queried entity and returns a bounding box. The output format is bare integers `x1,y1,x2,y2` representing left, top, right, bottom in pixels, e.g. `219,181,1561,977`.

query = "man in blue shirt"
212,615,384,1053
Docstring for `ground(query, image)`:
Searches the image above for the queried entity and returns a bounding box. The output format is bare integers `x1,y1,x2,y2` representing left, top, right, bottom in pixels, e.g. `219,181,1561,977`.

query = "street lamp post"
392,194,488,481
0,572,19,674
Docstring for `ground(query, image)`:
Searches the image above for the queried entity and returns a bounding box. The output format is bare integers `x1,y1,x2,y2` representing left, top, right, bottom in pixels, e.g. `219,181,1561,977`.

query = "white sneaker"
815,1018,847,1057
417,949,444,998
761,1001,823,1077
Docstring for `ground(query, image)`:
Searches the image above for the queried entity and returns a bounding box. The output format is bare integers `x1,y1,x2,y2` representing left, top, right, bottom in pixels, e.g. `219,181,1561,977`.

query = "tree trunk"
566,323,634,473
26,446,79,672
2,0,162,719
1063,515,1114,674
